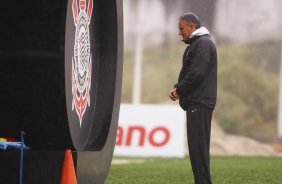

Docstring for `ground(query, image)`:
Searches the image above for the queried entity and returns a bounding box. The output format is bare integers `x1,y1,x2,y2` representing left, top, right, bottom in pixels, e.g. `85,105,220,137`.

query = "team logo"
71,0,93,126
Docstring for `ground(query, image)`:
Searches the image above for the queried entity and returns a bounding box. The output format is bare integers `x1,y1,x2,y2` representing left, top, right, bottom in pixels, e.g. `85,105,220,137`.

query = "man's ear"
190,23,196,30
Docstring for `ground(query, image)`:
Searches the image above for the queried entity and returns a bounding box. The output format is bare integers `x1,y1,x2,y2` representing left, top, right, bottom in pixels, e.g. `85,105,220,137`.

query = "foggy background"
121,0,282,151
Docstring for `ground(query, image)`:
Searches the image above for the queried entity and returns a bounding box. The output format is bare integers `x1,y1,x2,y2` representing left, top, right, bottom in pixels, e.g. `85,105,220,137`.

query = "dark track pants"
186,104,213,184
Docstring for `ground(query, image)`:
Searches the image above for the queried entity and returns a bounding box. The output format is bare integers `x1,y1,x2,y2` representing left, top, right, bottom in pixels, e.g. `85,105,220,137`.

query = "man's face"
178,20,196,41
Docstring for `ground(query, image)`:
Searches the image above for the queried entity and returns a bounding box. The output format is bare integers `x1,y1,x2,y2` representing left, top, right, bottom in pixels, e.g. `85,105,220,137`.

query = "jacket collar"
182,27,210,45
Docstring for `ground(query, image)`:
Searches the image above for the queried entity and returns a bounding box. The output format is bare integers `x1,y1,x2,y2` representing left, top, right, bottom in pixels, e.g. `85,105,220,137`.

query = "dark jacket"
175,34,217,110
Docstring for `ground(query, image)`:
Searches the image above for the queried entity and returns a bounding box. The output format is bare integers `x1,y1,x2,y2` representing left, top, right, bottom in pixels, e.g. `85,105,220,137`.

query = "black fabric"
186,104,213,184
175,35,217,110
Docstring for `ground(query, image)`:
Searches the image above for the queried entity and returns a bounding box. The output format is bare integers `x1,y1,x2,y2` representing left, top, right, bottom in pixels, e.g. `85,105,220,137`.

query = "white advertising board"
114,104,186,157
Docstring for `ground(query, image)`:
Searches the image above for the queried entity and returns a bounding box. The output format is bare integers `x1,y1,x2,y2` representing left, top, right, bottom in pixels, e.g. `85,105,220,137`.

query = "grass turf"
106,156,282,184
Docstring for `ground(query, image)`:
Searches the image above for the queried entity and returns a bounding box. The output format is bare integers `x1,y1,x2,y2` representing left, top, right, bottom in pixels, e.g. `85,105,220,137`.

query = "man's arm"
175,40,212,96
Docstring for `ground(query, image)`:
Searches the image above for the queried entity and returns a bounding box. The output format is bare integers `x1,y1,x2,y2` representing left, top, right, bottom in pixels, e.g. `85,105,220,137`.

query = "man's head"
178,13,201,41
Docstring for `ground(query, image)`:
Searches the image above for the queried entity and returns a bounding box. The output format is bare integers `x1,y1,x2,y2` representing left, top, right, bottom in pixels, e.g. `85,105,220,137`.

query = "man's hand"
169,88,180,101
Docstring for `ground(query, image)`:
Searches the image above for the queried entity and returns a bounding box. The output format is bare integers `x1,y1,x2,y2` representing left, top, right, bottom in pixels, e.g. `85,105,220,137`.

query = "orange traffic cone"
60,149,77,184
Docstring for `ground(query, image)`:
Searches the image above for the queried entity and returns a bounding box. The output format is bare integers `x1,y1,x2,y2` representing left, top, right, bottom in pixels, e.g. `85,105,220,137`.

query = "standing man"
169,13,217,184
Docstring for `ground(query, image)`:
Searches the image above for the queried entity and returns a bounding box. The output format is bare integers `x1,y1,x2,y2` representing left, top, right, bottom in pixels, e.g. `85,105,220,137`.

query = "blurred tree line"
121,41,281,139
215,42,280,139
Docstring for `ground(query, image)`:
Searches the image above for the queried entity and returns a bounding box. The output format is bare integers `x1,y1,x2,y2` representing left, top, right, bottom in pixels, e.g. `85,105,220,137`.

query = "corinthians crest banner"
65,0,99,151
71,0,93,125
65,0,123,156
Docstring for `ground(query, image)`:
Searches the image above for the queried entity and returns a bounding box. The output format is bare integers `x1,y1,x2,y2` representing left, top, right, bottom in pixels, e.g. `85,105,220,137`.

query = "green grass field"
106,157,282,184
